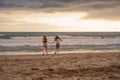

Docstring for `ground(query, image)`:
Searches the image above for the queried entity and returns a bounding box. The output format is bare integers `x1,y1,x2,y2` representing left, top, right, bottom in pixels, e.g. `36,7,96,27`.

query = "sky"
0,0,120,32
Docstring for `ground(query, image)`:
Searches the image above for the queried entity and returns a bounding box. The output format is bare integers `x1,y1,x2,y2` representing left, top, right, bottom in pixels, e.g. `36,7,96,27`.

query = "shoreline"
0,52,119,60
0,50,120,56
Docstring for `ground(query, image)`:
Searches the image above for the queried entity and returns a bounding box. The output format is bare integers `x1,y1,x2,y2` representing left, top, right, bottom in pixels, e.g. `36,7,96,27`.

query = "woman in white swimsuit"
42,35,48,55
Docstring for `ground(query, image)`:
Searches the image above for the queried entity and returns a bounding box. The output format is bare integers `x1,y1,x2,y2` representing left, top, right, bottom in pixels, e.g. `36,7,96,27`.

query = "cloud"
82,5,120,21
0,0,119,9
0,0,120,21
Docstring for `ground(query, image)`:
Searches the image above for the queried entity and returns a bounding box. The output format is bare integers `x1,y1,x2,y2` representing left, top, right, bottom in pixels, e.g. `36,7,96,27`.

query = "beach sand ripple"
0,52,120,80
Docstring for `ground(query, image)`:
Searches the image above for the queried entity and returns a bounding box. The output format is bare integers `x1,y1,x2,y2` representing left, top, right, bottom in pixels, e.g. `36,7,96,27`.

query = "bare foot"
54,52,56,54
42,53,45,56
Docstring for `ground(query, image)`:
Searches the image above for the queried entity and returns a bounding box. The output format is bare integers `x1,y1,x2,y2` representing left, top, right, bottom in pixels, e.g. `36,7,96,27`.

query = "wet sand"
0,52,120,80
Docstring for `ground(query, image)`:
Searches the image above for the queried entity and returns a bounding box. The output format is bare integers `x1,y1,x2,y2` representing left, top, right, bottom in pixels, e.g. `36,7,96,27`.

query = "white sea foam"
0,33,120,54
0,36,120,46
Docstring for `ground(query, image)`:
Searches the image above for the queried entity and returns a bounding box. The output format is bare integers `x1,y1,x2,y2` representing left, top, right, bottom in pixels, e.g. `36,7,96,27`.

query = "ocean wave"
0,44,120,52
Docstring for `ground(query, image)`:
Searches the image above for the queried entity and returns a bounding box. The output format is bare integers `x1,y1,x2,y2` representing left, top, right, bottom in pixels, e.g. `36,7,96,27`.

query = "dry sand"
0,52,120,80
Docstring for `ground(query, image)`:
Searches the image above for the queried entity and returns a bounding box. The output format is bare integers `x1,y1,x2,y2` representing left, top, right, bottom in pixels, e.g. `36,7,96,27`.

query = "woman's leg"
45,47,48,54
43,47,45,55
57,48,59,54
55,48,60,54
55,48,57,54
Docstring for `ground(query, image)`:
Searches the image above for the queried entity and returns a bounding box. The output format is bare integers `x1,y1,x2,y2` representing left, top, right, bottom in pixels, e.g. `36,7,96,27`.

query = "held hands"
48,41,55,44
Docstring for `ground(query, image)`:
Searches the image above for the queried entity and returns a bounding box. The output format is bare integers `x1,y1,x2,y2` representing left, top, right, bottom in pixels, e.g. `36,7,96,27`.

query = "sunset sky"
0,0,120,32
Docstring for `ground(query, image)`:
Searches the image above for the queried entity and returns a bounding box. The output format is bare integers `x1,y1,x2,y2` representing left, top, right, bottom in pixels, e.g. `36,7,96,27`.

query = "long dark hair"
43,35,47,42
55,36,60,41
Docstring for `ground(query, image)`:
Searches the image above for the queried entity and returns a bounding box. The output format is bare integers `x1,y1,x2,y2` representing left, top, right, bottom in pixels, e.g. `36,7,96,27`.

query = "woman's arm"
50,41,55,44
60,38,62,42
48,41,55,44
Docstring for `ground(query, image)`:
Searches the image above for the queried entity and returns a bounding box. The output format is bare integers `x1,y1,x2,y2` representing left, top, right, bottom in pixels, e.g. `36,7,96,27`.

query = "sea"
0,32,120,55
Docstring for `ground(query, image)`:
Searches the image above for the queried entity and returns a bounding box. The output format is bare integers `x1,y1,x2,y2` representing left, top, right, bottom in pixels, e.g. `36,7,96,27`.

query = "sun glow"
16,12,120,31
17,12,86,24
0,10,120,32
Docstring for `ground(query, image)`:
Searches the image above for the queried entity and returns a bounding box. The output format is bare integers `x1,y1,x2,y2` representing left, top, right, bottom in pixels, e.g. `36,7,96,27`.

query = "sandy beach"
0,52,120,80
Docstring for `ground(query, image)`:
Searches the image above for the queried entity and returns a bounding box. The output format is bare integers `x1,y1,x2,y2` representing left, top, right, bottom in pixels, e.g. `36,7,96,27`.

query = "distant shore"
0,52,120,80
